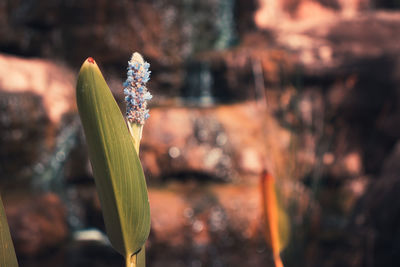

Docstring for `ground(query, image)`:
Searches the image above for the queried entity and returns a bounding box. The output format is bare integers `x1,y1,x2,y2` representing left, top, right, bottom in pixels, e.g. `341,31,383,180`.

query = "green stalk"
128,122,143,153
127,120,146,267
126,253,137,267
122,51,152,267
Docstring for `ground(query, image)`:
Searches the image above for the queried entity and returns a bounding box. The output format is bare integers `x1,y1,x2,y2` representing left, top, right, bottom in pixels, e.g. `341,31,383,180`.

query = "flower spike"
124,52,152,125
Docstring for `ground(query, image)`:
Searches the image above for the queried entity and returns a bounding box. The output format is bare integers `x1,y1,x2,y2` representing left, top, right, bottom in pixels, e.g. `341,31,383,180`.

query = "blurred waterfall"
180,0,236,105
181,0,236,56
215,0,236,50
183,61,214,106
32,118,80,193
32,118,87,230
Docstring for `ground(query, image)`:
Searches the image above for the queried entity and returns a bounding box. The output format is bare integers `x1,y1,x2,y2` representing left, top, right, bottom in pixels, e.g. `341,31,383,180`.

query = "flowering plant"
76,53,151,267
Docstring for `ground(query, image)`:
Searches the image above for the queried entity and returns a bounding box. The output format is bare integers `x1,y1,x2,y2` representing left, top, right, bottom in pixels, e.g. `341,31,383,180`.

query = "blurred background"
1,0,400,266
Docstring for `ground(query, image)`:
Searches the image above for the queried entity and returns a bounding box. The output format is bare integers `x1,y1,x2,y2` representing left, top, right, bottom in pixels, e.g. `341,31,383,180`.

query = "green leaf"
0,196,18,267
76,58,150,259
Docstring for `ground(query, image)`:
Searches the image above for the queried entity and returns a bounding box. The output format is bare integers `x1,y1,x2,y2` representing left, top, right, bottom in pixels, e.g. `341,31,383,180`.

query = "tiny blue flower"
130,98,137,106
143,92,152,101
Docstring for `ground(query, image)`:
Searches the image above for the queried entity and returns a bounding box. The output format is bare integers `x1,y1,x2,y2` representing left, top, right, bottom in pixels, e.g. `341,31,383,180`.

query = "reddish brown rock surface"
4,193,68,257
141,102,267,182
0,54,76,182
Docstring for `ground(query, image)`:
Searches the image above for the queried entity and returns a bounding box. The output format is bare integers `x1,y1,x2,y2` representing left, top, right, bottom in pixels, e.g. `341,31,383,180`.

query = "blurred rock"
16,239,125,267
329,151,364,179
263,10,400,179
254,0,371,30
0,0,239,99
250,8,400,267
5,193,68,257
0,54,76,125
148,184,262,246
0,91,49,181
75,181,311,267
141,102,267,182
374,0,400,8
183,46,293,103
13,180,313,267
0,53,76,182
147,183,269,267
341,143,400,267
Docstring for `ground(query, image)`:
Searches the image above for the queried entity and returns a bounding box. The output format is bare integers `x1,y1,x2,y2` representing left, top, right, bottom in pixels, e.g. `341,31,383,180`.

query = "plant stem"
127,121,143,153
126,253,137,267
127,121,146,267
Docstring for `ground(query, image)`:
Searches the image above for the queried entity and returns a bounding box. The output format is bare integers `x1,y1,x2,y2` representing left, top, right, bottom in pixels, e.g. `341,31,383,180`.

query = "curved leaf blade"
76,58,150,258
0,196,18,267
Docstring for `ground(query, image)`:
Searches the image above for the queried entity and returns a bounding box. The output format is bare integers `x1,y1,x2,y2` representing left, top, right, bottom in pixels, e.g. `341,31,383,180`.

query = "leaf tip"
87,57,95,64
79,57,101,77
